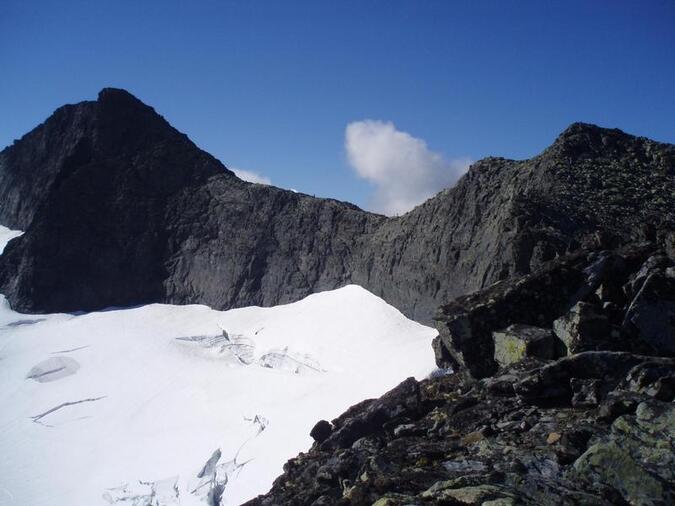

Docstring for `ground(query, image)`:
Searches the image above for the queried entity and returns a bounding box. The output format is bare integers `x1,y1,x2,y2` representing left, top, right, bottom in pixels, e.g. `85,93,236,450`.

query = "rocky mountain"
0,89,382,314
2,89,674,505
1,89,674,324
247,232,675,505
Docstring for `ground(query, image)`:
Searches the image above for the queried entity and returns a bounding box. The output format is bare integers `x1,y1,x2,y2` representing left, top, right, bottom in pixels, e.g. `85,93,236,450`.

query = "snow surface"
0,225,438,505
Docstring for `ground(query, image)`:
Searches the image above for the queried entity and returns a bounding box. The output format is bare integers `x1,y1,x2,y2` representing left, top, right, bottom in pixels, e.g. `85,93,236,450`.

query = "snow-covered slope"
0,225,437,505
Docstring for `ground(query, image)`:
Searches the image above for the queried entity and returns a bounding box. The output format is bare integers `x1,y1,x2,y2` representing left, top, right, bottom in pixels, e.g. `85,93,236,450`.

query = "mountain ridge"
0,88,673,323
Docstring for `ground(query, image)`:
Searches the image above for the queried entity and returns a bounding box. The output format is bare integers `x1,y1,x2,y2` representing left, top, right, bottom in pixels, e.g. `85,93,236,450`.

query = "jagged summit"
0,88,234,231
556,121,619,138
97,86,145,103
0,91,673,321
550,122,619,157
546,121,674,164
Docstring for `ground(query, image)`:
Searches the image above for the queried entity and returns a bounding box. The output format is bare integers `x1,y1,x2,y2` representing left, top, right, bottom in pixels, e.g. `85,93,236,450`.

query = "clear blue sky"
1,0,674,208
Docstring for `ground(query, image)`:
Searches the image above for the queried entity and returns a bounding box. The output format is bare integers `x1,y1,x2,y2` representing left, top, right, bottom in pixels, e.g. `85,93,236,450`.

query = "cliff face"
0,89,231,311
1,89,674,321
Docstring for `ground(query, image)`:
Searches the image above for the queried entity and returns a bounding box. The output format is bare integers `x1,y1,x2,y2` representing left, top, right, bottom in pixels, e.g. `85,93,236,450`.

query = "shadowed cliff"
0,89,673,322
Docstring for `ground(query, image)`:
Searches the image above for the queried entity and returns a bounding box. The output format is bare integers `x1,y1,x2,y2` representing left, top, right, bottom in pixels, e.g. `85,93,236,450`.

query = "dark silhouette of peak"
93,88,182,150
0,89,233,231
97,87,146,105
0,91,673,322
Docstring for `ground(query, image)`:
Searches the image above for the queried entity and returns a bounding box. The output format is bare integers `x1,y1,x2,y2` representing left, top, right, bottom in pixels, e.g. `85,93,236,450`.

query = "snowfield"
0,225,438,505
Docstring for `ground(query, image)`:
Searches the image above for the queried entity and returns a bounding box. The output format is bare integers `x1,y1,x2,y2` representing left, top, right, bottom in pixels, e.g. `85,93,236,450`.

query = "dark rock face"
623,269,675,354
1,89,674,321
310,421,333,444
319,377,422,451
247,239,675,506
434,241,674,379
0,89,232,311
0,89,384,313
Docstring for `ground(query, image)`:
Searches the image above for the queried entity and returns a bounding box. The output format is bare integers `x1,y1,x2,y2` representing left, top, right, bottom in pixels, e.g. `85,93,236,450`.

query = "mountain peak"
94,88,165,134
97,87,145,106
559,121,607,135
548,122,635,160
94,87,162,129
1,92,673,323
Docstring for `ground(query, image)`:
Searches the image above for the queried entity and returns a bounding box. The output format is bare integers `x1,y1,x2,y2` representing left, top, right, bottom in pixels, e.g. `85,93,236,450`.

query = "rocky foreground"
247,230,675,505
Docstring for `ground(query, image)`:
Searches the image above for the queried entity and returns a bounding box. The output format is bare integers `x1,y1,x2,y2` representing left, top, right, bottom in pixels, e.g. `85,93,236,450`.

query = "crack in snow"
103,476,180,505
30,396,106,427
189,414,269,505
176,328,325,374
5,318,46,327
51,345,89,354
103,415,270,505
258,346,325,374
27,366,66,379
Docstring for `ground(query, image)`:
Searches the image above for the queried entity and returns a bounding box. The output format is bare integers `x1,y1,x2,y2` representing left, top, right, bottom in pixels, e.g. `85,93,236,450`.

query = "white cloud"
345,120,471,216
232,167,272,185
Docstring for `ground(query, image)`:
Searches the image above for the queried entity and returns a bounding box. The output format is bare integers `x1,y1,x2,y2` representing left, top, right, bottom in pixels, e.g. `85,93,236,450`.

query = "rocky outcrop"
434,239,675,379
1,89,674,321
247,237,675,505
247,351,675,505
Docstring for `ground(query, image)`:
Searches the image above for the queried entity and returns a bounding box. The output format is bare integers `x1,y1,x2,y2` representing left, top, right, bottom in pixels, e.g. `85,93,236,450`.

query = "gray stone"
553,302,611,354
493,324,559,368
434,244,654,378
623,272,675,354
573,400,675,505
570,378,601,407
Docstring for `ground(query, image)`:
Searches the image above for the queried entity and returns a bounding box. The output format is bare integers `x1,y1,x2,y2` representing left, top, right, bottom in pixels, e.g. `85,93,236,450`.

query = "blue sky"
1,0,674,212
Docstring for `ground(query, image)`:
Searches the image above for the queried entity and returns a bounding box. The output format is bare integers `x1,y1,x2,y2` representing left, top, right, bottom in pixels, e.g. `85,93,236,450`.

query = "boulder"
492,324,560,368
553,302,611,354
435,250,604,379
623,361,675,401
435,244,655,379
513,352,674,403
573,400,675,505
320,377,421,450
623,271,675,355
570,378,601,407
661,229,675,258
310,420,333,444
623,254,674,300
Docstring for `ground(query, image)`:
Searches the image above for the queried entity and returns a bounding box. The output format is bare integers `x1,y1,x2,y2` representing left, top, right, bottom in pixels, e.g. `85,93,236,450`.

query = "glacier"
0,225,437,505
